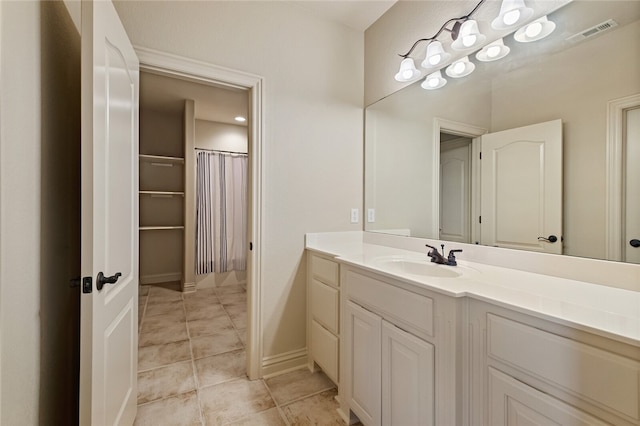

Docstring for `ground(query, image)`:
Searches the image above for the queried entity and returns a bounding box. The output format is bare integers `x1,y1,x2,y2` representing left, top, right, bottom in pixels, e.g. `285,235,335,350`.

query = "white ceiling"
287,0,397,31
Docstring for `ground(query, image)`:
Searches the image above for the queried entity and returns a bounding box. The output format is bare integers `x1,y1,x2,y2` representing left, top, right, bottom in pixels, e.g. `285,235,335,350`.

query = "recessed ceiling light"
234,116,246,122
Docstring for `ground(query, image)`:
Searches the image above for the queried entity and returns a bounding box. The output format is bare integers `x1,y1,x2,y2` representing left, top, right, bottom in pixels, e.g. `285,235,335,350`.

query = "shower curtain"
196,150,248,274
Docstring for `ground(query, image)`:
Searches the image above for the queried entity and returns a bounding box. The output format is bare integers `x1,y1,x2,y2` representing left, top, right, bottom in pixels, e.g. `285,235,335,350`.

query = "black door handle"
538,235,558,243
630,239,640,248
97,271,122,291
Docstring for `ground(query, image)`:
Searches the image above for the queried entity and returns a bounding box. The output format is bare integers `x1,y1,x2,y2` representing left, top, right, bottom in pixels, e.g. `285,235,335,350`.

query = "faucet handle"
447,249,463,266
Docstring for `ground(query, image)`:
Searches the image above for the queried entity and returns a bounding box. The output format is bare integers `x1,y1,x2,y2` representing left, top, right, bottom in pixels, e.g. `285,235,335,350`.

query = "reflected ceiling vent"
567,19,618,43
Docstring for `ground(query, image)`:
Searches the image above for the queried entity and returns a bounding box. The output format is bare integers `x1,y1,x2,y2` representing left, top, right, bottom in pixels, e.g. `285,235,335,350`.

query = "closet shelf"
139,226,185,231
139,154,185,164
139,191,185,197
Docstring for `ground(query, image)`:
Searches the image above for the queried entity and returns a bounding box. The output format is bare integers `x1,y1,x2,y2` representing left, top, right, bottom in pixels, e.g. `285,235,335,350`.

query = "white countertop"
306,232,640,346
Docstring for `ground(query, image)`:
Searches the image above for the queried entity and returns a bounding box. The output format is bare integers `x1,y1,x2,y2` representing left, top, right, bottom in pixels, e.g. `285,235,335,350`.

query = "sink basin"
373,256,462,278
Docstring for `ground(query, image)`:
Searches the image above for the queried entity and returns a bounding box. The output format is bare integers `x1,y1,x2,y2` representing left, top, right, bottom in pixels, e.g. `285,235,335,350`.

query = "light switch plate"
367,208,375,223
350,208,359,224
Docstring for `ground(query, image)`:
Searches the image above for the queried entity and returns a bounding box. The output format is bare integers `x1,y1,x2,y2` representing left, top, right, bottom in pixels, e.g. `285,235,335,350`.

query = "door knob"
538,235,558,243
97,271,122,291
630,239,640,248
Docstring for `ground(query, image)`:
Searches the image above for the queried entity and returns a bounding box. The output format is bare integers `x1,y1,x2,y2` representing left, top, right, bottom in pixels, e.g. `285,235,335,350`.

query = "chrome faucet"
426,244,463,266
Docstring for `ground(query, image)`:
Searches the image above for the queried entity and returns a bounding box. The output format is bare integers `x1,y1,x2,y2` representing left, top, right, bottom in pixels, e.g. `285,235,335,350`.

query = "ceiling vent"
567,19,618,43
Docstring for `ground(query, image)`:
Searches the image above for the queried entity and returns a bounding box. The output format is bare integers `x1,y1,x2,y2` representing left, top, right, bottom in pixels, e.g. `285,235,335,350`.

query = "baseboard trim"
140,272,182,285
182,280,196,293
261,348,307,378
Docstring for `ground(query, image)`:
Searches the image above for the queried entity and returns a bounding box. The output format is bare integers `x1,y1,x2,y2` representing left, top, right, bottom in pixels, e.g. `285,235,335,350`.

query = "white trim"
260,348,308,378
606,93,640,261
134,47,265,380
433,118,487,242
139,272,183,285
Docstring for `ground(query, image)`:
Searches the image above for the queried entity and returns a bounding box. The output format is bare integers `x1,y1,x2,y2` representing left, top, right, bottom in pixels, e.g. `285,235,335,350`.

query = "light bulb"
525,22,543,38
453,62,466,75
402,69,413,79
429,54,441,66
428,78,439,88
503,9,520,26
487,45,501,58
463,34,477,47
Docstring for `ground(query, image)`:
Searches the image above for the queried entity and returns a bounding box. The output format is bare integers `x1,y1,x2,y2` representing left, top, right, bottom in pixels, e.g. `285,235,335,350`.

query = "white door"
624,106,640,264
345,301,382,426
440,138,472,243
381,321,435,426
480,120,563,254
80,1,140,425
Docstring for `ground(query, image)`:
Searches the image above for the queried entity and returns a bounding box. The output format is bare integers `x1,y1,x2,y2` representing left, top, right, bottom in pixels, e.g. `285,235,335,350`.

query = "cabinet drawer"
310,320,339,384
310,255,339,287
310,278,339,334
346,269,433,338
487,314,640,421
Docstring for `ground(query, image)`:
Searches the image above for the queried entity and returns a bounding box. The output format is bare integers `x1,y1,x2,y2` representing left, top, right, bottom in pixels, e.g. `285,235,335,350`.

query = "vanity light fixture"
446,56,475,78
451,20,486,51
421,70,447,90
514,16,556,42
491,0,533,30
395,0,553,91
476,38,510,62
394,58,422,82
422,41,451,68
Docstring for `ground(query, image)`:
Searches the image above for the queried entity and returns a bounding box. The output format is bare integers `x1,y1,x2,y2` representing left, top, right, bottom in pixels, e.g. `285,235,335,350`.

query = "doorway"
439,132,473,244
136,48,265,380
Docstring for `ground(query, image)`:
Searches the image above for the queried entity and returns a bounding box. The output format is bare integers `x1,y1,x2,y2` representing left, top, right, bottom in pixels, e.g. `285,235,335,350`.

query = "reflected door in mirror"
440,136,472,243
480,120,562,254
625,106,640,264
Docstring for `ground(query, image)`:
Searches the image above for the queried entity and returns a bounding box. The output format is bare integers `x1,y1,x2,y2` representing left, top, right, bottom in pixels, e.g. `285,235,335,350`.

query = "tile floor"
135,282,345,425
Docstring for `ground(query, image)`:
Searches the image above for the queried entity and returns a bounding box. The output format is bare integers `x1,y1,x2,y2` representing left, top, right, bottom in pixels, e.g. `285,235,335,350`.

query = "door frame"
135,47,264,380
606,93,640,261
433,118,487,243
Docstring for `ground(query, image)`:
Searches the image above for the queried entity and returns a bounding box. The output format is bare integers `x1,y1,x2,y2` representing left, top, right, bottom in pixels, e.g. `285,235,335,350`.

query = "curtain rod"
195,148,247,155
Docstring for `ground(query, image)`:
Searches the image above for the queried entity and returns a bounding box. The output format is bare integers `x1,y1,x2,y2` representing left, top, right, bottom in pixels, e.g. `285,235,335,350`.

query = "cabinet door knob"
630,239,640,248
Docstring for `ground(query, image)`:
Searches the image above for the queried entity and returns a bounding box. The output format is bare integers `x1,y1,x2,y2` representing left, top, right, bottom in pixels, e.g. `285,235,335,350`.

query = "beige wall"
140,108,183,157
0,1,80,424
366,80,491,237
113,1,364,364
195,119,248,153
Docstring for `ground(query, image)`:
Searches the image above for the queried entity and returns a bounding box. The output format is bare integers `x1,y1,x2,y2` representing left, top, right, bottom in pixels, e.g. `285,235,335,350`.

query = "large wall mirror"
365,0,640,263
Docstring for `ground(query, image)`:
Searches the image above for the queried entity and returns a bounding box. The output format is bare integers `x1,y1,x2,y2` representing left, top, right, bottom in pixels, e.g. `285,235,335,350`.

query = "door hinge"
479,151,482,160
479,216,482,224
82,276,92,294
249,242,253,251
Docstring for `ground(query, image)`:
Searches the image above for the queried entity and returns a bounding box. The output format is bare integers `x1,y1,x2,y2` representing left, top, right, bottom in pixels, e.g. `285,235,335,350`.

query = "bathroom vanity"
306,232,640,426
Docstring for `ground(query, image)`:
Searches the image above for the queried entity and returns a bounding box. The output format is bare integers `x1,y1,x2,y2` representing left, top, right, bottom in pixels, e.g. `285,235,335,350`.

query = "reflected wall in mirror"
365,0,640,262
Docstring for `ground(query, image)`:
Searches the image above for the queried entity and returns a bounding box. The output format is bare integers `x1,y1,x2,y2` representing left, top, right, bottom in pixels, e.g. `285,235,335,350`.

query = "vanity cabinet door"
381,321,435,426
345,301,382,426
488,367,609,426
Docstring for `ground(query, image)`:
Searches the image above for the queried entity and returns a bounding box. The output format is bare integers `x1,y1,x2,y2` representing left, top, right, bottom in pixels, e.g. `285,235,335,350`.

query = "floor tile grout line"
182,291,207,426
261,378,292,426
271,384,338,409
